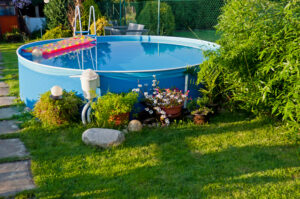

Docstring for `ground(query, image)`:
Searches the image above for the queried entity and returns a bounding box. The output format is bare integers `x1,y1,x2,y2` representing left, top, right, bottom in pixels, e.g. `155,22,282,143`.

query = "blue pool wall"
17,36,219,109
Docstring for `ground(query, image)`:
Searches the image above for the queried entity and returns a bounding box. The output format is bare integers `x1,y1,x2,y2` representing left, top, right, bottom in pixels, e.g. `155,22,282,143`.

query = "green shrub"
137,1,175,35
91,92,138,128
33,90,83,127
42,25,72,39
199,0,300,134
4,27,24,42
82,0,102,30
90,16,110,36
44,0,72,29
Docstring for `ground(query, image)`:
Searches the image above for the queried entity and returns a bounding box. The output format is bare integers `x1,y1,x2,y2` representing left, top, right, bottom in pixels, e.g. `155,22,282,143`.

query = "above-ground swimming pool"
17,36,219,108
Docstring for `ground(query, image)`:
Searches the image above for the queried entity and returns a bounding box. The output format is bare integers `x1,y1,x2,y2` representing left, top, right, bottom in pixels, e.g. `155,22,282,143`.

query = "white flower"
161,110,166,115
152,74,156,78
152,80,157,83
154,100,157,104
145,107,149,111
153,91,157,95
170,95,174,98
138,84,142,88
149,110,153,114
152,83,156,87
144,92,148,96
165,118,170,124
178,99,183,103
132,88,139,92
160,114,166,119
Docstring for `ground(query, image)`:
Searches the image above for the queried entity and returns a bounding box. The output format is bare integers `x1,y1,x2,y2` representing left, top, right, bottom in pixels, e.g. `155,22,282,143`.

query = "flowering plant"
132,75,189,126
12,0,31,9
144,88,189,108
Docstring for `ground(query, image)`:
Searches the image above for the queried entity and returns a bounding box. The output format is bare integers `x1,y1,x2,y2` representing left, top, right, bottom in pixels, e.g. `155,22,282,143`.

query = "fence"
98,0,224,41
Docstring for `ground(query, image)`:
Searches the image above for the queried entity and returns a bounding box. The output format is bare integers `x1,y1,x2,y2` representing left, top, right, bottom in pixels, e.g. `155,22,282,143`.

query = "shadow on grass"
20,113,299,198
33,143,299,199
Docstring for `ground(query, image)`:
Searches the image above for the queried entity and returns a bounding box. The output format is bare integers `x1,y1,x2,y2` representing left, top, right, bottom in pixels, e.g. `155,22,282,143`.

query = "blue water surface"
26,41,204,71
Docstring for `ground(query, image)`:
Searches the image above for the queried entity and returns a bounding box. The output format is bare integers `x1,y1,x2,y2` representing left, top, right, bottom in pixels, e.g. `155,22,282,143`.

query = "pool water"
27,41,204,72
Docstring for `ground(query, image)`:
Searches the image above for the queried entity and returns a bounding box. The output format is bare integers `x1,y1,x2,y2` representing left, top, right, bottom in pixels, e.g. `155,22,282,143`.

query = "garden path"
0,53,36,197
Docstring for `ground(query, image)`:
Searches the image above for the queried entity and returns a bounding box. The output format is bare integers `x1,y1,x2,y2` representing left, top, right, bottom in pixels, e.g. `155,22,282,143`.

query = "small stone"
82,128,125,148
128,120,143,132
23,107,31,112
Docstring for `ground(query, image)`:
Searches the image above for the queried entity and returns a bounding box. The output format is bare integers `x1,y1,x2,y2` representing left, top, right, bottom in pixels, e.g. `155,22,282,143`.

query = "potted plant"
145,88,189,118
191,106,214,125
132,75,189,126
91,92,138,127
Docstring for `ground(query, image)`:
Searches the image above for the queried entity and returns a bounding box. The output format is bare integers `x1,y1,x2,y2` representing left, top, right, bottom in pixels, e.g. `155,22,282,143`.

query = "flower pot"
109,112,130,126
193,114,207,125
162,105,183,118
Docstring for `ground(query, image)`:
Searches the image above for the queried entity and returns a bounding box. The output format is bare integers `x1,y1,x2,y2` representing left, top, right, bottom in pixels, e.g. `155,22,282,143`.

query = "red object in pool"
22,35,96,56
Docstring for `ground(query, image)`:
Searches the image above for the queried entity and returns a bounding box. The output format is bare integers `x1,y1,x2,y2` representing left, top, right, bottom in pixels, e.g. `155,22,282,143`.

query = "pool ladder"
74,5,96,36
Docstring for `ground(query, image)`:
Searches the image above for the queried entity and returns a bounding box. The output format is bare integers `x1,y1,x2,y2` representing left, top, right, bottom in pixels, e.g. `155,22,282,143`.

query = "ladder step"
75,30,90,34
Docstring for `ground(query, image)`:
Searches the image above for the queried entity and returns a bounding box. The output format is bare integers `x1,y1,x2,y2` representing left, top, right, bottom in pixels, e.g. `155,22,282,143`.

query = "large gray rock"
82,128,125,148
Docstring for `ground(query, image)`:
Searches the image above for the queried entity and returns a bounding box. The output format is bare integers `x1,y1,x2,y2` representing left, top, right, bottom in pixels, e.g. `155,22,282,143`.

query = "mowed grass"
0,42,22,97
173,30,220,42
6,112,297,198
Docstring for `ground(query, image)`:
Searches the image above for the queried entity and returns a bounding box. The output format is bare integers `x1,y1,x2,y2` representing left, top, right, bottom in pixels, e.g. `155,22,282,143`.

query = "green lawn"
9,113,299,198
173,30,220,42
0,42,299,198
0,42,22,97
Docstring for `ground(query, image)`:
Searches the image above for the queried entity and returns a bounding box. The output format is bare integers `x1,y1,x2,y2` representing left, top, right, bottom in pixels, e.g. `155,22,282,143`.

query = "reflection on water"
28,41,204,71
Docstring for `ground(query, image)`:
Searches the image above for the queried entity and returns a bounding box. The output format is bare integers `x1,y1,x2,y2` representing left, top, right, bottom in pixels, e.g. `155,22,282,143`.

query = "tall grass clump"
198,0,299,138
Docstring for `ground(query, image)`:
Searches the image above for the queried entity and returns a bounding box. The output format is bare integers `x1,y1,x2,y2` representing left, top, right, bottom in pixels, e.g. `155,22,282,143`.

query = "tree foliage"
44,0,73,29
137,1,175,35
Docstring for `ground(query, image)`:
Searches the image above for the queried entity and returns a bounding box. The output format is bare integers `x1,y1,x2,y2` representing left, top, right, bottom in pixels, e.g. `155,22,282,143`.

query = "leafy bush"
33,90,83,127
137,1,175,35
91,92,138,127
199,0,299,133
90,16,110,36
44,0,72,29
4,27,24,42
42,25,72,39
82,0,102,30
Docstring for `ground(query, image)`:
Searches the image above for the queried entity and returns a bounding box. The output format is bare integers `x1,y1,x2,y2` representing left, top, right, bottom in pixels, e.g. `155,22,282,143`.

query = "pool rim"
17,35,219,74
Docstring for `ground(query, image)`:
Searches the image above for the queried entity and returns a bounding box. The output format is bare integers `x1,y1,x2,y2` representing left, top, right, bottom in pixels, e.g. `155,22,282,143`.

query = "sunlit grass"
0,42,22,97
10,112,298,198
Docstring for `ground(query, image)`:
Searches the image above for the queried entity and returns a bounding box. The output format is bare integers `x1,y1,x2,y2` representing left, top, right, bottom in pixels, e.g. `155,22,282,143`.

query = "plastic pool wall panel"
19,61,189,109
